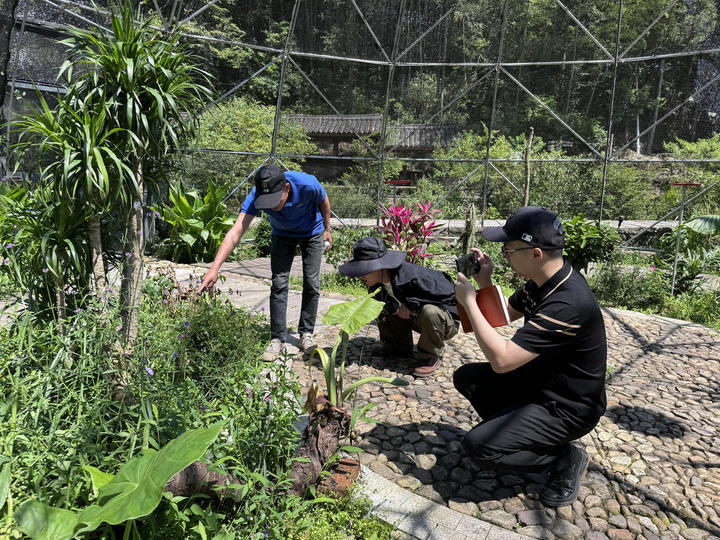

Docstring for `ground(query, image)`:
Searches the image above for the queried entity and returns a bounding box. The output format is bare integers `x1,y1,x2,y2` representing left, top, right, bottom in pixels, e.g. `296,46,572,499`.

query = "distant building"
284,114,459,183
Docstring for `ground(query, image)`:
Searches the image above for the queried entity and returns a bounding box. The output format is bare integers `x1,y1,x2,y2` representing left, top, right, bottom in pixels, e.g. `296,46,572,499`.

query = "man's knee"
271,273,290,292
417,304,457,341
417,304,445,325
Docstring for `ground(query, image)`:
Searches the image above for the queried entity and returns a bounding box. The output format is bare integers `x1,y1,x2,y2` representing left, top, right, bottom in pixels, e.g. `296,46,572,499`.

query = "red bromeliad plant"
377,202,443,264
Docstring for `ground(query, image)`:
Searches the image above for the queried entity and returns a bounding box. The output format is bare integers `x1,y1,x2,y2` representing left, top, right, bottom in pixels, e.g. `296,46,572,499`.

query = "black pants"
453,362,597,474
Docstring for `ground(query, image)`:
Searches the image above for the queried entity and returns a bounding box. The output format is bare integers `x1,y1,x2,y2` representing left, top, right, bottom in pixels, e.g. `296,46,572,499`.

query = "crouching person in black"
453,206,606,507
339,237,460,378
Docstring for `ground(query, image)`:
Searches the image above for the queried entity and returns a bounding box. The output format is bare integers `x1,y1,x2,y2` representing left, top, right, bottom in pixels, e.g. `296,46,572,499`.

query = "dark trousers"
269,232,323,342
453,362,596,474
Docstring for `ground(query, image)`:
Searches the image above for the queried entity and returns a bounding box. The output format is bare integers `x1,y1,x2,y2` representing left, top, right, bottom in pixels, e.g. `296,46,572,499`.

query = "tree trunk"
54,274,66,337
648,61,665,155
165,461,244,502
88,206,106,295
120,151,145,344
288,395,350,497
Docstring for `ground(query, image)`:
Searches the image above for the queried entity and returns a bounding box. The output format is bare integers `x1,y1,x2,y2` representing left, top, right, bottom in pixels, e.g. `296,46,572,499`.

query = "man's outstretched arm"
198,212,255,292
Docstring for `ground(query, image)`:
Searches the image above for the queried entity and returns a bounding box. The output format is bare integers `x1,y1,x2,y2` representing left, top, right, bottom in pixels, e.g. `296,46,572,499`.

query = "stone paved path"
162,260,720,540
291,308,720,540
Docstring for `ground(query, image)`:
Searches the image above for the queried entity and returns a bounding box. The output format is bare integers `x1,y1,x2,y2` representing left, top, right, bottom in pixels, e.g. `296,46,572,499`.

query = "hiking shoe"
299,333,317,353
262,339,285,362
372,342,413,358
540,445,589,507
413,355,441,377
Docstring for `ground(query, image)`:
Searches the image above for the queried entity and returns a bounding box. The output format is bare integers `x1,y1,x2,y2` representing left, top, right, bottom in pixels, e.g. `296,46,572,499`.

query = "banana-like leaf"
686,215,720,235
76,421,226,530
321,291,384,335
309,347,337,406
0,462,10,509
85,465,115,497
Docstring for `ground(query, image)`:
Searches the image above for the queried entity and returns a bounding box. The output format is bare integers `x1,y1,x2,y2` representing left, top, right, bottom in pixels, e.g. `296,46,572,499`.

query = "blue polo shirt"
241,171,327,237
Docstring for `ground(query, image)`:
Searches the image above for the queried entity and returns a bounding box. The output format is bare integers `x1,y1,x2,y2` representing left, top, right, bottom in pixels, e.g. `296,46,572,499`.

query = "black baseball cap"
254,165,287,210
482,206,564,249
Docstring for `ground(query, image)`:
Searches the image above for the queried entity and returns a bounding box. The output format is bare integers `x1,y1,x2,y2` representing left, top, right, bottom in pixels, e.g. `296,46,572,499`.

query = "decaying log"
164,461,243,502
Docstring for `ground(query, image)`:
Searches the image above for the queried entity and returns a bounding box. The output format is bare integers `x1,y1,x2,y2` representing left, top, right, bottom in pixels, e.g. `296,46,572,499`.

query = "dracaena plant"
377,202,442,265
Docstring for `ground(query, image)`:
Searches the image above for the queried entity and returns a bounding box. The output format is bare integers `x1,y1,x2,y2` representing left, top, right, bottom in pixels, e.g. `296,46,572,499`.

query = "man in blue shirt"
199,165,332,361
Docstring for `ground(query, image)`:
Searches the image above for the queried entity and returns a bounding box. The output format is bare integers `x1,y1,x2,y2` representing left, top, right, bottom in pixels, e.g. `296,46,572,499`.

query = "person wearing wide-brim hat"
339,236,460,378
452,206,606,508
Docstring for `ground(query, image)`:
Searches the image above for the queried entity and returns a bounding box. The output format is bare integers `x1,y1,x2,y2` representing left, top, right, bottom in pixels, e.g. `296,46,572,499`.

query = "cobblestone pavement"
291,308,720,540
160,261,720,540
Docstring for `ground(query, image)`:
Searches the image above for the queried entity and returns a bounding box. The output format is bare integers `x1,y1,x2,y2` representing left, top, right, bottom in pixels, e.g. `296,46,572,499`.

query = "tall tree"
60,0,213,344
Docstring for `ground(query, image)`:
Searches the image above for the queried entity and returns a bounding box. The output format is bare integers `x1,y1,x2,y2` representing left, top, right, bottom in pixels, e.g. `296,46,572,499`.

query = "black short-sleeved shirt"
507,259,607,420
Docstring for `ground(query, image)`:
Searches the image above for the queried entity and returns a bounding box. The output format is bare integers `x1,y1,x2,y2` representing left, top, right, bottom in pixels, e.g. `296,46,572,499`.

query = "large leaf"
0,461,10,509
85,465,115,497
322,291,384,335
75,421,226,532
14,500,79,540
686,215,720,235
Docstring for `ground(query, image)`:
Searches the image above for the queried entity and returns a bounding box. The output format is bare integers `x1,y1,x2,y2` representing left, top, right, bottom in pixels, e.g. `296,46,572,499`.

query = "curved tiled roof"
284,114,459,149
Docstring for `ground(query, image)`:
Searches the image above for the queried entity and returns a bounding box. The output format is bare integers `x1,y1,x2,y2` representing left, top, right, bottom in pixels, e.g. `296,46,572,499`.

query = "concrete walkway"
155,258,720,540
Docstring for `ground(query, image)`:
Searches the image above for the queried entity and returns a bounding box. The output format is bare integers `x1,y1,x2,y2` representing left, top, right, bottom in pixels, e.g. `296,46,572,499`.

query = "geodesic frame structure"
5,0,720,236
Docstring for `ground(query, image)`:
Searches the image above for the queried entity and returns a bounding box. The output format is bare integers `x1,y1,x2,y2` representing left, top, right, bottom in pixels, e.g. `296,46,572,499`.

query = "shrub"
1,288,311,538
562,213,621,273
589,261,670,313
377,202,442,265
154,180,237,263
655,224,720,294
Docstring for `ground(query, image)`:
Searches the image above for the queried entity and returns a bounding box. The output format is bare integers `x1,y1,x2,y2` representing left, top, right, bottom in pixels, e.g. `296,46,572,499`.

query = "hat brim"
254,189,285,210
338,251,406,277
482,227,515,243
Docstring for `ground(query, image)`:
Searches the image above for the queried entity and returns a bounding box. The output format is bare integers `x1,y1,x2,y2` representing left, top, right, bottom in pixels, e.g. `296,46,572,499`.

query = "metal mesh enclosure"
4,0,720,227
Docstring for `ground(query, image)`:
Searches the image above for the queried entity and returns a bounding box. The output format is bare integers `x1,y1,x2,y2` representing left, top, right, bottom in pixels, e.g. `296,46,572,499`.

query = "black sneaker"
540,445,589,507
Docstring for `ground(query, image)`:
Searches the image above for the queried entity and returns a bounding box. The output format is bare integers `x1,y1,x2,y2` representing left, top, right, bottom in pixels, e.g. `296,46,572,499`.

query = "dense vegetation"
2,1,720,538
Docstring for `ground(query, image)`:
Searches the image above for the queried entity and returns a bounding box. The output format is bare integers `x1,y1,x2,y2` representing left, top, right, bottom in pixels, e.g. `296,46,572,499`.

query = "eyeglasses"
501,245,536,256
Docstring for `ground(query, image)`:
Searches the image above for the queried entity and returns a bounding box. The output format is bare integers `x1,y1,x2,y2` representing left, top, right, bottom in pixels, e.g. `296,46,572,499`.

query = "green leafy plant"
324,226,378,269
307,291,408,410
655,224,720,293
0,183,91,325
589,261,670,312
562,213,621,273
296,492,393,540
15,422,226,540
154,180,237,263
685,214,720,235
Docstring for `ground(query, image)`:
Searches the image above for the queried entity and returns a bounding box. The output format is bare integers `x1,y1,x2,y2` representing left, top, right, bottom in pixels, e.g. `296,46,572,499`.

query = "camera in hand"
455,252,481,276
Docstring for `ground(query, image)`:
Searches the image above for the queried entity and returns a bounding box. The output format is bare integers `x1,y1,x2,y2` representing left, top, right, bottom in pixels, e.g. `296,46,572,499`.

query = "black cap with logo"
482,206,564,249
253,165,287,210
